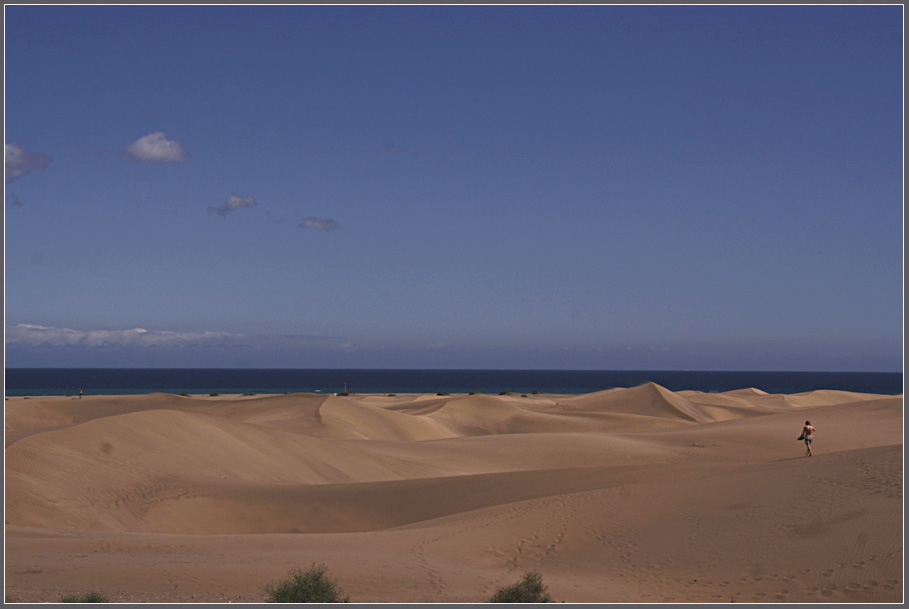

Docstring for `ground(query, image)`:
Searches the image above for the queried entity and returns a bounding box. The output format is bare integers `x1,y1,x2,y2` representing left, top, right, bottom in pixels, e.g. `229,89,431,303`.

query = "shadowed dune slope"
5,418,683,533
4,407,471,532
314,397,460,441
425,395,594,435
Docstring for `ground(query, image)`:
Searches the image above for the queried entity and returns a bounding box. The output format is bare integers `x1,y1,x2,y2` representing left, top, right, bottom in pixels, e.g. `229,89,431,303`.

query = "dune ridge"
5,383,902,603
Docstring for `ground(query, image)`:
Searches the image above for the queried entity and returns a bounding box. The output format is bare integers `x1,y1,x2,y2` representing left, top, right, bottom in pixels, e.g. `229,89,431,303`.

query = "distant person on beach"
79,388,83,399
801,420,815,456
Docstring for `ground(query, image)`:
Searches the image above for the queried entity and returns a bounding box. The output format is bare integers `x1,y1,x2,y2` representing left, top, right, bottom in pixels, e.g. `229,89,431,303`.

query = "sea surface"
3,368,903,397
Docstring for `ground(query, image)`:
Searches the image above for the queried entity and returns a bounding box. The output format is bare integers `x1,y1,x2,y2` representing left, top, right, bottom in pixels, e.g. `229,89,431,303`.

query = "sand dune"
5,384,902,603
561,382,710,422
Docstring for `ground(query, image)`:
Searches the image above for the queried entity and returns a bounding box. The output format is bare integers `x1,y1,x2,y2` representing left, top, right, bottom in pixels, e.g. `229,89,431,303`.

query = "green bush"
488,571,553,603
498,391,509,395
61,591,109,603
264,563,349,603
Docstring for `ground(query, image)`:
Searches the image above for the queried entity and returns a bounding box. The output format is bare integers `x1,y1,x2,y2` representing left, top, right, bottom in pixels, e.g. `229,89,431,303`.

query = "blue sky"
4,5,903,371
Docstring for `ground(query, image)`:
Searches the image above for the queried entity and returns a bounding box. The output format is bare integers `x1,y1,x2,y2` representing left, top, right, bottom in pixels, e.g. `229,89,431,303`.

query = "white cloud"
5,324,240,349
300,217,341,231
5,143,51,183
6,324,348,351
126,131,188,163
209,194,258,217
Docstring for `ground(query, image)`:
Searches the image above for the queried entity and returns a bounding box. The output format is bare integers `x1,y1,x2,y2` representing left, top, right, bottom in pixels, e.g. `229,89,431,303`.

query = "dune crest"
562,382,727,423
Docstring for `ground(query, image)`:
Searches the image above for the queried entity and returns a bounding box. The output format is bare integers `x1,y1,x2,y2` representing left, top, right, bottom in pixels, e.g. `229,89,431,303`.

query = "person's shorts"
805,437,813,444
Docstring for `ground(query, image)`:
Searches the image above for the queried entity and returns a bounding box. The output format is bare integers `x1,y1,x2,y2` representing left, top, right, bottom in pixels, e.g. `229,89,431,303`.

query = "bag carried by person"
797,434,805,441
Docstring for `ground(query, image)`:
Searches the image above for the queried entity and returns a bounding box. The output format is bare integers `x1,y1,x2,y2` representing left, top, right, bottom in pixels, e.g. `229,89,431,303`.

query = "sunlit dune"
5,384,902,603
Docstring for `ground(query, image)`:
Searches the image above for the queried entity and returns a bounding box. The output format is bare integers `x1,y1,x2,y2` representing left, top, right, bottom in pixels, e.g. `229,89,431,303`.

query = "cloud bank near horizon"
5,324,243,349
4,323,356,352
3,323,357,368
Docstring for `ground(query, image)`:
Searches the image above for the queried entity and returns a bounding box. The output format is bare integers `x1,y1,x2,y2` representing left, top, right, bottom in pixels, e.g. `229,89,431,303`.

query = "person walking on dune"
800,420,815,456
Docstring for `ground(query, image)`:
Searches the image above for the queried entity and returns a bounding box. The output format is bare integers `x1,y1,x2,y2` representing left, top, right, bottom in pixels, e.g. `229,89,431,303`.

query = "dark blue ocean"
2,368,903,397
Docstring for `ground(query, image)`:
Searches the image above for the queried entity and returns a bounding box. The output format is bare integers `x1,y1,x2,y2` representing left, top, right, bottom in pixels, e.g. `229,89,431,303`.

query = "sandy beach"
4,385,903,603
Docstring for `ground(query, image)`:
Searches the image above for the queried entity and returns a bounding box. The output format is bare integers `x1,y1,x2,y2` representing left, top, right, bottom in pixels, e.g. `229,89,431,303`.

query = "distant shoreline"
4,387,903,401
4,368,903,397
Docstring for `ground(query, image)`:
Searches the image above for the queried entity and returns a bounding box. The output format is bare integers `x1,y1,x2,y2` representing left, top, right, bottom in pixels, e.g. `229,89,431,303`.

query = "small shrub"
469,392,477,395
531,390,541,395
336,392,350,396
488,571,553,603
264,563,349,603
61,591,109,603
498,391,509,396
437,392,449,396
209,393,220,397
